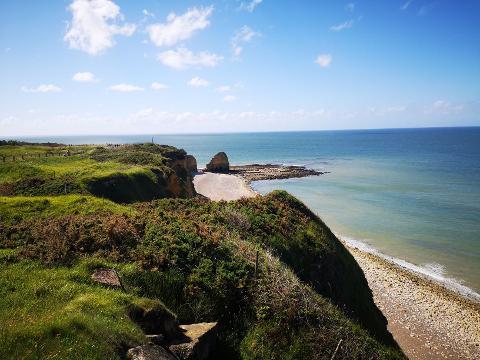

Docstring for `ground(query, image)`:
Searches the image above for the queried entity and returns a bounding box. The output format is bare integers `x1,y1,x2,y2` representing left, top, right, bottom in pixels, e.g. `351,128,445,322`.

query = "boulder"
91,268,122,288
168,322,217,360
205,152,229,173
127,344,177,360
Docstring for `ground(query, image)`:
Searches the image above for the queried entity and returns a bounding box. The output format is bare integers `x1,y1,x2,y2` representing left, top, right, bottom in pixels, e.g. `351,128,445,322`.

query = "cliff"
0,143,197,203
0,143,404,359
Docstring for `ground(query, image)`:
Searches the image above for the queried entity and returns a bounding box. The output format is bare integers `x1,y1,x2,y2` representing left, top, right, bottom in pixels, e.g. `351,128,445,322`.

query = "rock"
127,344,177,360
186,155,198,173
146,334,166,345
128,305,179,339
206,152,229,173
168,322,217,360
91,268,122,288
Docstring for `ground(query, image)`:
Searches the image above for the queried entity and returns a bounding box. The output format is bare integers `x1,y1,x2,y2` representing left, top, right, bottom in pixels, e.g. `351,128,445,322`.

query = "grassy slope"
0,192,405,359
0,144,192,202
0,251,171,360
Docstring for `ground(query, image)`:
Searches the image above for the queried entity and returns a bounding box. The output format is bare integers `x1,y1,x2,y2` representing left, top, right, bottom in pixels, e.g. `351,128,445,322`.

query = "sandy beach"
195,171,480,360
193,172,256,201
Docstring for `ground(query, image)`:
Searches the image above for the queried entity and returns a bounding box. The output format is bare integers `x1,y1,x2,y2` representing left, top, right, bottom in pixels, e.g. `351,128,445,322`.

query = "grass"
0,195,133,225
0,252,171,360
0,144,194,202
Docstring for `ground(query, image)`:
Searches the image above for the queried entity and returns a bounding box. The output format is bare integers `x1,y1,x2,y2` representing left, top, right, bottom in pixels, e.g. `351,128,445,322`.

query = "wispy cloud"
157,47,223,70
401,0,414,10
142,9,155,18
418,3,436,16
64,0,136,55
215,85,231,93
223,95,237,102
21,84,62,93
345,3,355,12
72,72,98,83
231,26,260,57
330,19,355,32
315,54,332,68
147,6,213,47
109,84,144,92
151,82,168,90
188,77,209,87
239,0,263,13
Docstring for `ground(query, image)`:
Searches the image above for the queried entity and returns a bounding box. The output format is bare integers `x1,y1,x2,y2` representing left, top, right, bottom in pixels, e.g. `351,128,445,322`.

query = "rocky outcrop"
230,164,326,182
168,322,218,360
206,152,229,173
127,344,176,360
186,155,198,173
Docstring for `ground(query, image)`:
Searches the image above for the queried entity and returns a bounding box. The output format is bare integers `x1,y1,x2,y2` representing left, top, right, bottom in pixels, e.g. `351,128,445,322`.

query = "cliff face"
86,145,198,203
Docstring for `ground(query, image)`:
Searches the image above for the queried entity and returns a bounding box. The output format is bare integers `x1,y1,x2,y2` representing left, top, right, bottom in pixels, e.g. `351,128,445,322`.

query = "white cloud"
21,84,62,93
73,71,97,82
188,77,209,87
231,26,260,57
109,84,144,92
157,47,223,70
142,9,154,18
223,95,237,102
135,108,154,117
147,6,213,47
64,0,136,55
315,54,332,68
330,19,355,32
425,100,464,114
215,85,231,93
345,3,355,12
401,0,414,10
151,82,168,90
239,0,263,13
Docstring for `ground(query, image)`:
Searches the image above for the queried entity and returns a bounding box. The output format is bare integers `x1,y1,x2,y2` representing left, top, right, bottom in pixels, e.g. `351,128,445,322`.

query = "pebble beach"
194,169,480,359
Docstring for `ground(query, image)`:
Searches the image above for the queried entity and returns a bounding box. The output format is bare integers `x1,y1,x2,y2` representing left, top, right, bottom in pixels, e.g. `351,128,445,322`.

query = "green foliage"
0,256,170,360
0,195,132,225
0,182,405,359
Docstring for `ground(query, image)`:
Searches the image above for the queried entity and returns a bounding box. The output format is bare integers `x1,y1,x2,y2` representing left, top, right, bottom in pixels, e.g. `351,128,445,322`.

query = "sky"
1,0,479,136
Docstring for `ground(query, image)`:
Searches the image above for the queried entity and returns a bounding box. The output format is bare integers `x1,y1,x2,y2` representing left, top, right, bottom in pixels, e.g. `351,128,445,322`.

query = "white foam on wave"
339,234,480,303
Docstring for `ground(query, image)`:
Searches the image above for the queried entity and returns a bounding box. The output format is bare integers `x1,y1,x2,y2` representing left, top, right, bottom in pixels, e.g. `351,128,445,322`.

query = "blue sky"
1,0,479,136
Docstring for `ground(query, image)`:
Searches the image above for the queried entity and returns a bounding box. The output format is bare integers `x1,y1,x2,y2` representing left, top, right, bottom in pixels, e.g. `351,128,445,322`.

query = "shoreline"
347,244,480,360
194,169,480,359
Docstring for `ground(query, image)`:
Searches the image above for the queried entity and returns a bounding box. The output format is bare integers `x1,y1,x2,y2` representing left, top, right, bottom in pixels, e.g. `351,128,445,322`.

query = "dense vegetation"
0,144,404,359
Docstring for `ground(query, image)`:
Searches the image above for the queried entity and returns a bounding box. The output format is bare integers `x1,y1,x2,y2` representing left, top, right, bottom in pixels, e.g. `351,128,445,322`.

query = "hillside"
0,143,197,202
0,144,404,359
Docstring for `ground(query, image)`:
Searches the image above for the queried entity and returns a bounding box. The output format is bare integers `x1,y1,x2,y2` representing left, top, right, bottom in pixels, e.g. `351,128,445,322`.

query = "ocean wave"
339,234,480,303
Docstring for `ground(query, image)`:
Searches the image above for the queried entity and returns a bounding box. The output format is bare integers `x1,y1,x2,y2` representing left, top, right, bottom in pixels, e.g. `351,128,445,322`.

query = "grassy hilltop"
0,143,405,360
0,142,195,202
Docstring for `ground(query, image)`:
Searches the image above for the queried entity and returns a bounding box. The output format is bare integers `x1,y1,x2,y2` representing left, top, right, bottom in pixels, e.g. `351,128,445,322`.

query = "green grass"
0,253,170,360
0,144,194,202
0,195,133,225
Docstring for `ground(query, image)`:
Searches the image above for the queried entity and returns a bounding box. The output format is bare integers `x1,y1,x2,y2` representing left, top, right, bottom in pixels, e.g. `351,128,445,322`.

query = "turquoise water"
12,128,480,296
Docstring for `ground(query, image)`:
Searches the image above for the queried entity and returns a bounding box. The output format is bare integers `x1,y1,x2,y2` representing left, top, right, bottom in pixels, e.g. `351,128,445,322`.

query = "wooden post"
330,339,343,360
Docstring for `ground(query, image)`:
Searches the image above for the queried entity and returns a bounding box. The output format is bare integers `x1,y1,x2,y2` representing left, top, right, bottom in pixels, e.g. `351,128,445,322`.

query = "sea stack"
206,152,229,172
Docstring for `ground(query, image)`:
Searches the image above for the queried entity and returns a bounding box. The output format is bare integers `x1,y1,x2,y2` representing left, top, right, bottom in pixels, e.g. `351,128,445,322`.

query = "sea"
9,127,480,299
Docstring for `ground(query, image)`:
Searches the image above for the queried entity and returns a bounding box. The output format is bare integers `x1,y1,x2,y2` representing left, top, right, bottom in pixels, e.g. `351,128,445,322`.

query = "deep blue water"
9,127,480,296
